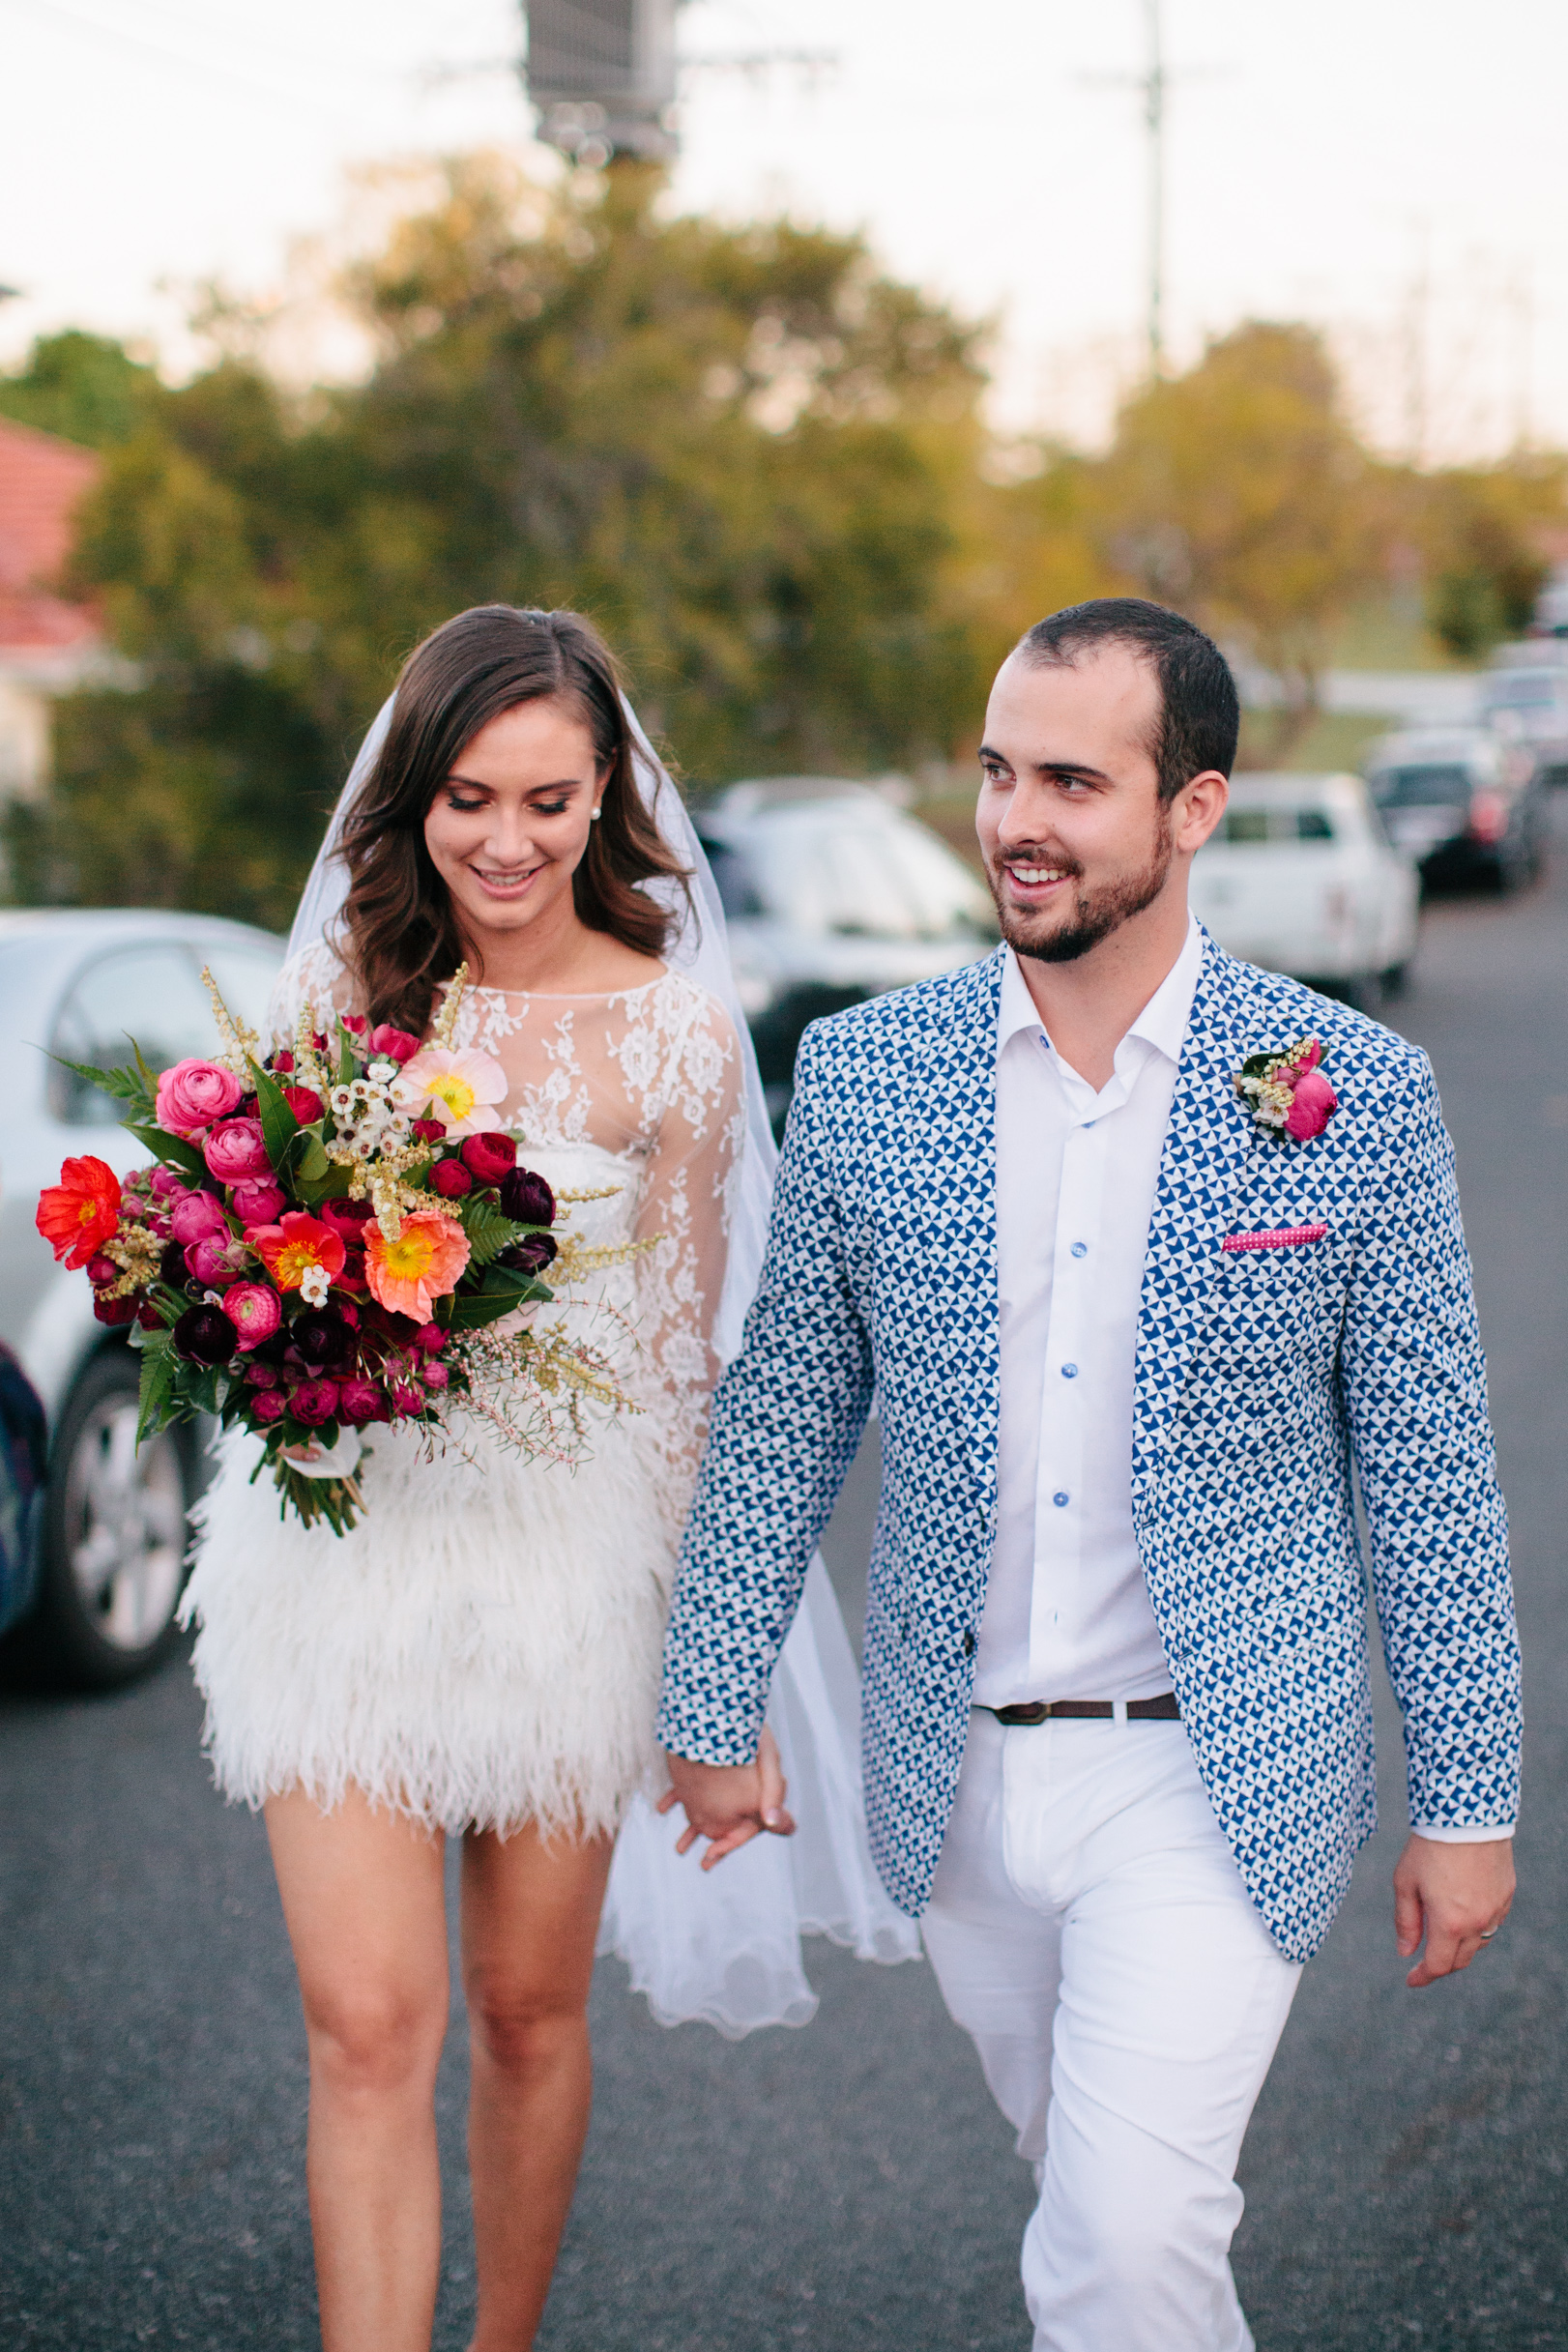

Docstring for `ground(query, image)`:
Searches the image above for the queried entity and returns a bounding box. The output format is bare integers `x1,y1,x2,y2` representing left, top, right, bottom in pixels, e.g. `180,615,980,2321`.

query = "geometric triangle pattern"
656,934,1521,1962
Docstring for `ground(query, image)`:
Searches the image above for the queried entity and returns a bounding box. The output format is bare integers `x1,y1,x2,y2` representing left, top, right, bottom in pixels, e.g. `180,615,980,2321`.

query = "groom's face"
975,645,1194,964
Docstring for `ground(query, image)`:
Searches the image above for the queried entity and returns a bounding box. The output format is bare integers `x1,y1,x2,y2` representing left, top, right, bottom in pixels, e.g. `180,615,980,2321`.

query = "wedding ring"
1479,1926,1500,1940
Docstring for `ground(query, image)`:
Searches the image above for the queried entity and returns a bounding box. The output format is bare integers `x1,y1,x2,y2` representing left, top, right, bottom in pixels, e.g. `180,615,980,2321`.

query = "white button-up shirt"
972,918,1205,1708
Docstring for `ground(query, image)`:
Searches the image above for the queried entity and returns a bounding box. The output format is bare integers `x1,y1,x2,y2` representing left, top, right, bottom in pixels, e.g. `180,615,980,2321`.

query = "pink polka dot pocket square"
1221,1223,1329,1253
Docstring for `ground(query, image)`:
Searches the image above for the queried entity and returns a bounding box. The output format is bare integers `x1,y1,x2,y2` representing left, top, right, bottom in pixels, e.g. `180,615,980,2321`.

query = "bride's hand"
658,1726,796,1868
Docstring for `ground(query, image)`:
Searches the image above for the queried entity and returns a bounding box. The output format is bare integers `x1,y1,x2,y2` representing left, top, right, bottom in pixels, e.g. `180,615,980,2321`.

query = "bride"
179,603,914,2352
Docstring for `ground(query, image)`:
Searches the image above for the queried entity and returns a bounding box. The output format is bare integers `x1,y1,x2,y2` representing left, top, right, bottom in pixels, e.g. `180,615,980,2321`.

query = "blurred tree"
1084,323,1383,757
10,159,992,926
1415,459,1561,658
0,330,158,449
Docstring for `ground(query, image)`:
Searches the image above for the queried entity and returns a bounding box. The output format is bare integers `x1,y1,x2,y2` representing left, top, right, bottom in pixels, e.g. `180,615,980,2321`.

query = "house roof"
0,415,102,654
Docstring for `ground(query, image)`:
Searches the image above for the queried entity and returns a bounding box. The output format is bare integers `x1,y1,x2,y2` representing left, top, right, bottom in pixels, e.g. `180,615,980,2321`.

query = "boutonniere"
1233,1036,1339,1141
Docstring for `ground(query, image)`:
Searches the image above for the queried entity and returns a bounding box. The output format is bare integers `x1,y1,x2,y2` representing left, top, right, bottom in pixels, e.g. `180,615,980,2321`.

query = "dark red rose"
250,1389,287,1424
336,1377,387,1425
318,1197,374,1242
461,1130,517,1183
273,1050,295,1074
499,1167,556,1227
283,1086,327,1126
411,1118,446,1145
289,1378,339,1426
501,1233,557,1276
135,1299,165,1331
93,1292,138,1326
173,1303,238,1365
428,1158,473,1198
86,1253,119,1289
291,1308,353,1366
370,1024,421,1063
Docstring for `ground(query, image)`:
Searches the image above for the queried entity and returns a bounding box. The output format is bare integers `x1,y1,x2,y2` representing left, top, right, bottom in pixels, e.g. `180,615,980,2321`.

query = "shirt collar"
996,914,1205,1070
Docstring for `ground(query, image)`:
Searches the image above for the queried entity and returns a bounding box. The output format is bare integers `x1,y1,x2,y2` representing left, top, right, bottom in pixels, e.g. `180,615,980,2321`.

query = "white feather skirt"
181,1407,678,1840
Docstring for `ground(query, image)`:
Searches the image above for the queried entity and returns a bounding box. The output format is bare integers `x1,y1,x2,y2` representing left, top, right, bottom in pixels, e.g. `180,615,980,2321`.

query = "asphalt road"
4,834,1567,2350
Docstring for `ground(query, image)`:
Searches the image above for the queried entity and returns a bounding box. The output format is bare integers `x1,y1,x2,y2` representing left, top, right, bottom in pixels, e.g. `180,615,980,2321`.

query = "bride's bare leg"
460,1820,616,2351
266,1786,450,2352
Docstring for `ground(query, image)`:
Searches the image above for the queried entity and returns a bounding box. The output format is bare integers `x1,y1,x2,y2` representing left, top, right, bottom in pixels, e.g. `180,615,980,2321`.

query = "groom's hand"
1393,1833,1515,1988
658,1728,797,1869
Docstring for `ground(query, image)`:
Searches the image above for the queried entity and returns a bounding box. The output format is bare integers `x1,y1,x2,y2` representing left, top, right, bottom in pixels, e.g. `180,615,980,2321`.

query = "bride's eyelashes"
440,789,575,817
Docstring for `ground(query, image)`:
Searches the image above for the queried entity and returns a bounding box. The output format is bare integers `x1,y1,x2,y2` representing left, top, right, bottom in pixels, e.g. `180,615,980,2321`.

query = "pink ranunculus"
149,1166,190,1203
1285,1070,1339,1141
1292,1039,1322,1076
230,1176,286,1227
170,1190,230,1246
290,1378,339,1427
412,1322,446,1354
249,1389,288,1424
225,1281,283,1350
156,1058,245,1141
460,1129,516,1183
389,1381,424,1417
336,1377,385,1425
369,1024,421,1064
245,1358,280,1387
187,1235,240,1287
204,1118,272,1182
420,1358,450,1391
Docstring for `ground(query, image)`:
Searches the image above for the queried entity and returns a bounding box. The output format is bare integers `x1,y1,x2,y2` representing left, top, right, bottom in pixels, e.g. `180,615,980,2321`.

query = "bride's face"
423,696,606,945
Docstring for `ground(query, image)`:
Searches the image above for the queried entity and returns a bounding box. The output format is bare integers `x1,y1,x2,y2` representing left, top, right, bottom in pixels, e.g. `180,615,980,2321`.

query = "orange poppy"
363,1210,471,1321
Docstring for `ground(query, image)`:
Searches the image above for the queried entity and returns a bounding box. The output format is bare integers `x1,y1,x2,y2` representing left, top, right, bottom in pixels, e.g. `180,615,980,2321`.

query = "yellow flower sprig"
199,966,262,1081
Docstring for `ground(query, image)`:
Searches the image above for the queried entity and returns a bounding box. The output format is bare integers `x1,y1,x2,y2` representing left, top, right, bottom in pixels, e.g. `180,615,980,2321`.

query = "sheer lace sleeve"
628,984,748,1505
265,943,361,1051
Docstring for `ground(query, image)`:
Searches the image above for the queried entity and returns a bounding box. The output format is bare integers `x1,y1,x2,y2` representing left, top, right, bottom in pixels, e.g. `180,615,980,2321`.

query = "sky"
3,0,1567,463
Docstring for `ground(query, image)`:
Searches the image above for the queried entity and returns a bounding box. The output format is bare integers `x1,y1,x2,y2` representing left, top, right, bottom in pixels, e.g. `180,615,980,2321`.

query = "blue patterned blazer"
656,935,1522,1962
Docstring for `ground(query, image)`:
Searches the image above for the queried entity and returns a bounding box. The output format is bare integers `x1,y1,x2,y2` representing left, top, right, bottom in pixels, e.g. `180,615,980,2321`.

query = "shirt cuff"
1409,1821,1516,1844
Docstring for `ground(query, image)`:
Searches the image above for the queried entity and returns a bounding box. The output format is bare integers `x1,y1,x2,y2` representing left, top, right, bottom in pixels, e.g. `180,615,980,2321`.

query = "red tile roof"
0,416,102,654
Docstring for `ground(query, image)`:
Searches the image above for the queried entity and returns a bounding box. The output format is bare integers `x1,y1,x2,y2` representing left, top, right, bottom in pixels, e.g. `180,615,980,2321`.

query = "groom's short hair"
1016,598,1240,802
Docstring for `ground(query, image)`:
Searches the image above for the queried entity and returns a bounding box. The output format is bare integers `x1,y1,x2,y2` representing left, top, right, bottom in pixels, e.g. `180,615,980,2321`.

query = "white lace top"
270,946,747,1488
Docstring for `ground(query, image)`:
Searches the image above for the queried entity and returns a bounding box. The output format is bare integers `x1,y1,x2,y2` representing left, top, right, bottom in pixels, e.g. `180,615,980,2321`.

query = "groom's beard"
987,808,1175,965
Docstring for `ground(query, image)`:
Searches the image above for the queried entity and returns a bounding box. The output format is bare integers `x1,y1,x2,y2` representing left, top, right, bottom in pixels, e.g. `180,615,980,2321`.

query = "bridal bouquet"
36,968,632,1533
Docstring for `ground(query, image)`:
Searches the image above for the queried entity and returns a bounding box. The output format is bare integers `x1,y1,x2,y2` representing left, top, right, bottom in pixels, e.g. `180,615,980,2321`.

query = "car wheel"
32,1347,194,1688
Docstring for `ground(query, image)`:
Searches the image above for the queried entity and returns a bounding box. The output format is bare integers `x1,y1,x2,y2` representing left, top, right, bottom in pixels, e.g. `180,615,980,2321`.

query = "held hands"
658,1728,797,1870
1393,1833,1515,1989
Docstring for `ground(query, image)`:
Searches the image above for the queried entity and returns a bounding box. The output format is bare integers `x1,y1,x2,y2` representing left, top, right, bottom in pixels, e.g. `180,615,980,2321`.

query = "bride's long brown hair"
334,605,689,1037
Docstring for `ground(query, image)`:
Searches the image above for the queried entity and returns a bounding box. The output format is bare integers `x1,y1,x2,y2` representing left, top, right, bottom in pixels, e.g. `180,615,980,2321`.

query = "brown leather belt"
985,1694,1180,1726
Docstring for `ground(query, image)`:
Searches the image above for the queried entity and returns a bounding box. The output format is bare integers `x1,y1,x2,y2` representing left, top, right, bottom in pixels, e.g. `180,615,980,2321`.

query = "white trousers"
921,1710,1302,2352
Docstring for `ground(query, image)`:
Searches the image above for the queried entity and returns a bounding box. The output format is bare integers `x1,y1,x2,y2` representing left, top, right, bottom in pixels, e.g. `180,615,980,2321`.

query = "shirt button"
1053,1491,1069,1507
1070,1242,1088,1259
1061,1363,1078,1379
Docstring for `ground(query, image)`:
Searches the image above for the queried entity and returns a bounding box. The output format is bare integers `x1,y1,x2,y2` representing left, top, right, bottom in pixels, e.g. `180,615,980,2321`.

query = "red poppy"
37,1156,123,1268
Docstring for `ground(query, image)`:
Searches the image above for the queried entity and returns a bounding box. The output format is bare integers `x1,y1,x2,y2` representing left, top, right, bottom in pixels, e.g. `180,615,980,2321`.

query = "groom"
657,597,1521,2347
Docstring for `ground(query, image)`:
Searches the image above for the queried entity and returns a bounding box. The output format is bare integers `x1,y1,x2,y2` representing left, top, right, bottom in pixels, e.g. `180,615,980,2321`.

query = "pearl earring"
590,805,602,822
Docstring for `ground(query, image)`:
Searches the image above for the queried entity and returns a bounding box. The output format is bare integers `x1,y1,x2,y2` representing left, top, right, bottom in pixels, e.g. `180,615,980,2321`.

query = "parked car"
1362,725,1547,891
1189,771,1419,1002
0,909,284,1685
1477,649,1568,788
694,778,998,1130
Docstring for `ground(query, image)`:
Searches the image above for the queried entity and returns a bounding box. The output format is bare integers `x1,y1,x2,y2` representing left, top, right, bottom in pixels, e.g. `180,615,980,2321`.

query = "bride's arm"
631,990,748,1515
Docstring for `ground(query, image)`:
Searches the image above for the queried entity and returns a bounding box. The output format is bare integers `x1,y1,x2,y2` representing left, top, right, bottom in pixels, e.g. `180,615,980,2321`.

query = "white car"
1189,771,1419,1002
0,909,283,1684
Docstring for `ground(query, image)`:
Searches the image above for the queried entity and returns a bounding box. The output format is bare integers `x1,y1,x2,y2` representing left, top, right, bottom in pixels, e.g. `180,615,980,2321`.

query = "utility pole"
1080,0,1182,379
1142,0,1166,377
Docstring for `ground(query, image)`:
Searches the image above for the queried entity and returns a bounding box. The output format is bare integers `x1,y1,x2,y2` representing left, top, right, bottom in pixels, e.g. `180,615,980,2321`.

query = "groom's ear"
1173,769,1229,857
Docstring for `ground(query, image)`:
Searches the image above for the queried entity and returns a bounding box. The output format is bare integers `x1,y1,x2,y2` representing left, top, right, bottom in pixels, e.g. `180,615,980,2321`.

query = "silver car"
0,910,283,1684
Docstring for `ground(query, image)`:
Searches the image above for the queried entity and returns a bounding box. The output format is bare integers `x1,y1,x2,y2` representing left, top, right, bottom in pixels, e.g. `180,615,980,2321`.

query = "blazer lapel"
1132,939,1256,1474
918,948,1003,1486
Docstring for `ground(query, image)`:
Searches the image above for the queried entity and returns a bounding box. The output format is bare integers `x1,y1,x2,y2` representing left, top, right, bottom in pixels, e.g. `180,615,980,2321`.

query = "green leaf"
134,1332,178,1445
457,1195,529,1269
51,1052,150,1110
295,1134,331,1183
124,1122,207,1179
247,1054,299,1171
443,1263,552,1330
